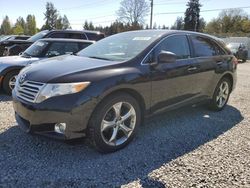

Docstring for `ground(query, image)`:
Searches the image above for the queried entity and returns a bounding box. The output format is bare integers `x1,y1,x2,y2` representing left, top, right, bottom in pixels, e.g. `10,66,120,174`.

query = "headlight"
35,82,90,103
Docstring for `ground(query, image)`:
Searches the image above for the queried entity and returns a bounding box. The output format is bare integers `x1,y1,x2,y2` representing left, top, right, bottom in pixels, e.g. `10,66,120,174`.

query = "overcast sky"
0,0,250,29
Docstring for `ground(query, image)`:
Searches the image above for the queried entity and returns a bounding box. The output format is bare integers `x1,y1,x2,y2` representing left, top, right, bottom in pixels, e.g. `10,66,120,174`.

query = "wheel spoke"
222,94,228,100
108,126,119,143
113,102,122,119
121,108,133,122
119,124,132,137
101,120,116,132
219,97,223,106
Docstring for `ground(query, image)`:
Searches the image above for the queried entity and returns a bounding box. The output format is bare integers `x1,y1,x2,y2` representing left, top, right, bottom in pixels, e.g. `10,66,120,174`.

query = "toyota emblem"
19,74,27,85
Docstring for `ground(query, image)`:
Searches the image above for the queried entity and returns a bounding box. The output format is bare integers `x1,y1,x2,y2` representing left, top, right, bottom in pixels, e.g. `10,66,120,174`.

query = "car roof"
37,38,95,43
47,29,103,35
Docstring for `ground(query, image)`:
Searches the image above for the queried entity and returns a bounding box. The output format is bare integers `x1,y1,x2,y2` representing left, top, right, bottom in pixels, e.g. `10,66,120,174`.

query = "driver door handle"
187,66,198,71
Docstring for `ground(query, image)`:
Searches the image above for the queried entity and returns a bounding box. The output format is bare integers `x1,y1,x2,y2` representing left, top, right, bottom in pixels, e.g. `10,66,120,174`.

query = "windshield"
28,30,49,42
23,41,49,57
78,31,160,61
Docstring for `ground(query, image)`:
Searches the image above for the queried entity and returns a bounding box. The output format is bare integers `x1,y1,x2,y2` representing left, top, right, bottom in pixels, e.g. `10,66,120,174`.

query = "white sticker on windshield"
132,37,151,41
36,42,45,46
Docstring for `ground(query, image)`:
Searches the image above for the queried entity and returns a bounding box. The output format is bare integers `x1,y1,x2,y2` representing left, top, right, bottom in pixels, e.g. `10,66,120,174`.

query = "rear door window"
68,33,87,39
191,35,221,57
47,33,67,38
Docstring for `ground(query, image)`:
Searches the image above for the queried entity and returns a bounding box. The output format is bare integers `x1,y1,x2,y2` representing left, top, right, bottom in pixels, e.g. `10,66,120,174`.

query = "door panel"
150,35,201,113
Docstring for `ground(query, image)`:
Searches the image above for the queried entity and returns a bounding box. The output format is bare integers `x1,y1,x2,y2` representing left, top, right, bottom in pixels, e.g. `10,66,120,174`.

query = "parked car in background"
0,38,94,94
0,35,30,42
13,30,237,153
0,30,104,57
226,42,248,62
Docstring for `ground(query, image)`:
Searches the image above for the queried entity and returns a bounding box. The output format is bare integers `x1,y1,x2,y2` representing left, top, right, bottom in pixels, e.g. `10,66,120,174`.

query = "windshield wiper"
87,56,112,61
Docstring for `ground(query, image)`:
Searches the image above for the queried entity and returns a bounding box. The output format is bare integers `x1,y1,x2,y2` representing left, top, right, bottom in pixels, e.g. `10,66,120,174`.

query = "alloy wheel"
9,75,17,90
216,81,229,108
100,102,136,146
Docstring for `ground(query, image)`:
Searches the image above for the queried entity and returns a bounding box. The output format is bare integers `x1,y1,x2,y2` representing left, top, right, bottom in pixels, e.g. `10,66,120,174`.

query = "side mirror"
157,51,177,64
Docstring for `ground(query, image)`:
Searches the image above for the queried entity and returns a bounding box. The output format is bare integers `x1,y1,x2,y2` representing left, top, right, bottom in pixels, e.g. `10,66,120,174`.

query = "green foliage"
26,15,36,35
62,15,71,29
205,9,250,36
0,16,12,35
42,2,58,30
171,17,184,30
184,0,202,31
12,24,24,35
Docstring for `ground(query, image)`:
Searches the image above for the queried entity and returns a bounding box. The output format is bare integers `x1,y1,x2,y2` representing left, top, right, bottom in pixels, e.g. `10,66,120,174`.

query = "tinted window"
68,33,87,39
85,33,104,41
48,33,67,38
191,36,221,57
154,35,191,60
45,42,79,56
78,42,92,51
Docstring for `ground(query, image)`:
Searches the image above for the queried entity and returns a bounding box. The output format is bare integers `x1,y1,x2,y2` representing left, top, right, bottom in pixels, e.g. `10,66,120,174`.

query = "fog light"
54,123,66,134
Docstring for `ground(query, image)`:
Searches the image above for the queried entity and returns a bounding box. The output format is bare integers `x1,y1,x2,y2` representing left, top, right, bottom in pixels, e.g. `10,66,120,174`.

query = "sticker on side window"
132,37,151,41
36,42,45,46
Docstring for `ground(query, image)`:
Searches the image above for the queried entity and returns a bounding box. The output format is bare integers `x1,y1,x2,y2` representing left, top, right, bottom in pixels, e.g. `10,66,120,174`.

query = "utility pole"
150,0,153,29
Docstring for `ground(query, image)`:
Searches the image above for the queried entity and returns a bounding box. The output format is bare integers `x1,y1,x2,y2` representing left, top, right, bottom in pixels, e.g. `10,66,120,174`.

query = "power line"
59,0,112,11
155,6,250,15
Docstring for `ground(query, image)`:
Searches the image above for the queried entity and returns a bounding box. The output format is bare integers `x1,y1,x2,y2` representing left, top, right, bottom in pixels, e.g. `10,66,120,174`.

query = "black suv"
0,30,104,56
13,30,237,153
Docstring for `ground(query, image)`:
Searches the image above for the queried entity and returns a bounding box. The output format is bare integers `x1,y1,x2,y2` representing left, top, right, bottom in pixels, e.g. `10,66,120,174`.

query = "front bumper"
13,91,97,140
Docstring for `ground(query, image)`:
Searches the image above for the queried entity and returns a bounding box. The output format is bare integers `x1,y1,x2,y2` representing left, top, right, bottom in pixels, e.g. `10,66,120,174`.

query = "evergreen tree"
83,20,89,30
56,16,63,29
42,2,58,30
184,0,202,31
0,16,12,34
88,21,94,30
171,17,184,30
12,17,25,34
26,15,36,35
62,15,71,29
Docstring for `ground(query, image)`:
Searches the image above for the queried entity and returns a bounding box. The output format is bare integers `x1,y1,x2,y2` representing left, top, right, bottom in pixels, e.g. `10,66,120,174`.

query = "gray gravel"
0,62,250,188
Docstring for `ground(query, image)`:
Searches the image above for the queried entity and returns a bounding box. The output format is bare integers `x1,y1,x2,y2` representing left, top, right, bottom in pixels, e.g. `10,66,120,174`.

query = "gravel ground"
0,62,250,188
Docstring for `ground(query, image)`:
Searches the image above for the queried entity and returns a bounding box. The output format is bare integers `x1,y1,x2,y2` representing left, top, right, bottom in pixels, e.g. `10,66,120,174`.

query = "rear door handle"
217,61,223,65
187,67,198,71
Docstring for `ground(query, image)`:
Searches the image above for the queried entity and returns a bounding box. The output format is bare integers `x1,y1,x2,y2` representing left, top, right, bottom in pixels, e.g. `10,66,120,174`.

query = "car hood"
21,55,121,83
0,56,42,66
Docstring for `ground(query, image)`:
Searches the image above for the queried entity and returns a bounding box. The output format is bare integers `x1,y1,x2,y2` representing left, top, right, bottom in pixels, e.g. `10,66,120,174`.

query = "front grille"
15,80,45,103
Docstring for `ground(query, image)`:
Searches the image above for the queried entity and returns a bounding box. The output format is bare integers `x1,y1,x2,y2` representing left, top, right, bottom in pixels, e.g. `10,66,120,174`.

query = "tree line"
1,0,250,37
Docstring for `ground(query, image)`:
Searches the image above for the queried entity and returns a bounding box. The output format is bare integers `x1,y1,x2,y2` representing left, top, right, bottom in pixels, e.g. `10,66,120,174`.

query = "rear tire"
208,77,232,111
87,93,141,153
2,70,19,95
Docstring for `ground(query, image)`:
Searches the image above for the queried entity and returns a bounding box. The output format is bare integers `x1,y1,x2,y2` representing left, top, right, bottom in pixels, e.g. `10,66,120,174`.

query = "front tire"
209,77,232,111
87,93,141,153
2,70,19,95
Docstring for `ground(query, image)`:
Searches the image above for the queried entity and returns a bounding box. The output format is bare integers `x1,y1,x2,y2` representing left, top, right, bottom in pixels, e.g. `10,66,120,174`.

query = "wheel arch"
98,88,146,116
221,73,234,92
